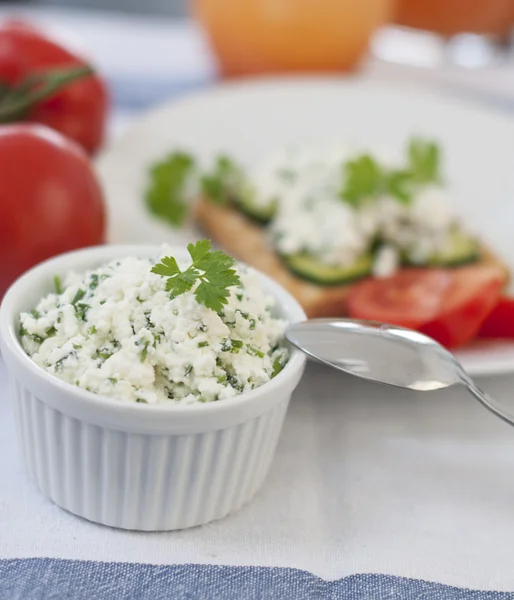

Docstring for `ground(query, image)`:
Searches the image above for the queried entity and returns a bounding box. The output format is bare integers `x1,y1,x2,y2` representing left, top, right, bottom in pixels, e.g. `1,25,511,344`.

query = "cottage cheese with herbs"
19,248,289,405
247,143,459,277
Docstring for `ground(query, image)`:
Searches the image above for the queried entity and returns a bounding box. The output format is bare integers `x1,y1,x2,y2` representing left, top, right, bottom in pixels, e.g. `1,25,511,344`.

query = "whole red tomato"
0,124,106,298
0,21,108,154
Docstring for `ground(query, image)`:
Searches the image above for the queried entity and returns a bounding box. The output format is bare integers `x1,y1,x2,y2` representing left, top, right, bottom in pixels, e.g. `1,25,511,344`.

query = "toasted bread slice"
195,198,510,318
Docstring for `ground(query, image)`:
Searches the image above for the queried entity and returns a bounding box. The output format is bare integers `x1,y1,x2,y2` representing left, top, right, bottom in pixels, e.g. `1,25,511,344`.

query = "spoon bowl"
286,318,514,428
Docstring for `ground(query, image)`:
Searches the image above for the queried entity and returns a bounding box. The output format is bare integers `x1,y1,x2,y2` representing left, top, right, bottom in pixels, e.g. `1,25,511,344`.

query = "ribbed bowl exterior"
12,378,290,531
1,245,306,532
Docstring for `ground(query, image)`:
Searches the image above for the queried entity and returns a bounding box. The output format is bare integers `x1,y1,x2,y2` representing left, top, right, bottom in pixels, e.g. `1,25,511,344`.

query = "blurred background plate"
96,77,514,376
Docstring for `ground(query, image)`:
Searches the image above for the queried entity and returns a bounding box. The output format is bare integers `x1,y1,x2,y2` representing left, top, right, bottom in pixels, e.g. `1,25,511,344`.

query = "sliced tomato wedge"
347,269,454,330
347,266,504,349
478,297,514,339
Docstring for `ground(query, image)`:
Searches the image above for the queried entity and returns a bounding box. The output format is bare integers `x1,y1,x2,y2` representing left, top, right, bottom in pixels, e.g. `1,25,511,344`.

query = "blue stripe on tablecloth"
0,559,513,600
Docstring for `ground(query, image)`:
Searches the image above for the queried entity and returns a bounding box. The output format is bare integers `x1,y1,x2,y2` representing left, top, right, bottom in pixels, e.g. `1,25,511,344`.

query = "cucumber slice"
429,228,479,267
282,252,373,286
233,191,276,225
405,228,479,268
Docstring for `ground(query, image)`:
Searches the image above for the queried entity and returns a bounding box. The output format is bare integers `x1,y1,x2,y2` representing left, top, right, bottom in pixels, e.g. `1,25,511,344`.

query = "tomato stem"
0,64,94,122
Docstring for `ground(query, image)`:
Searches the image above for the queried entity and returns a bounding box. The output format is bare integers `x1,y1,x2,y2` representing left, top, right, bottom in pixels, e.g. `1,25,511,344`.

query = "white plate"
96,77,514,376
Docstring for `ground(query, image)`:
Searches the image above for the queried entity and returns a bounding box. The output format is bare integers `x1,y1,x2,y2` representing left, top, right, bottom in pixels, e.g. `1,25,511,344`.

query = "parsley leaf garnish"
340,154,383,206
54,275,63,295
151,240,241,313
71,289,86,305
408,138,441,184
340,138,442,207
385,169,413,205
200,155,246,205
145,152,196,227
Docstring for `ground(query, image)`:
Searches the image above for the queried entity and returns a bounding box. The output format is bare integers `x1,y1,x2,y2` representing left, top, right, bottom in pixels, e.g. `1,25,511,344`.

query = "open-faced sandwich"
145,139,512,349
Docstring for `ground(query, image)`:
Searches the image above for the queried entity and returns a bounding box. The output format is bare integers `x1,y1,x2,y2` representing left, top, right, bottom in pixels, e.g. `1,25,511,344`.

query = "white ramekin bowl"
0,245,306,531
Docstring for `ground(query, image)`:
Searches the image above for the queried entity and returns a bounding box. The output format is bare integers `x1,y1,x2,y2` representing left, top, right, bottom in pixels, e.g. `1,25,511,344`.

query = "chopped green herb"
54,352,75,371
249,318,257,330
248,346,265,359
19,324,27,337
139,342,149,363
32,334,44,344
71,289,86,305
72,344,82,350
31,309,41,319
217,374,227,384
184,364,193,376
74,303,90,322
272,357,285,378
87,325,97,335
136,398,148,404
145,151,196,227
54,275,63,295
95,349,113,361
45,326,57,338
227,373,243,392
108,377,117,384
198,341,209,348
151,240,241,312
230,339,243,353
236,293,243,302
89,274,99,290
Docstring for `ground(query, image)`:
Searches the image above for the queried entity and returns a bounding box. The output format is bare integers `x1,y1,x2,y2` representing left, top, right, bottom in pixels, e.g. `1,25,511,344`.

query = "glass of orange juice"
193,0,397,77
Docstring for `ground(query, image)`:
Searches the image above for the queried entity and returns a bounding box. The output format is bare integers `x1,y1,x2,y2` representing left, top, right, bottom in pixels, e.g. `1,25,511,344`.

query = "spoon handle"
459,371,514,428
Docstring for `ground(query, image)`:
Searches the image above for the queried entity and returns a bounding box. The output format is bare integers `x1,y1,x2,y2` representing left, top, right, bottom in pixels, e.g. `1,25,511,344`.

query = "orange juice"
194,0,397,77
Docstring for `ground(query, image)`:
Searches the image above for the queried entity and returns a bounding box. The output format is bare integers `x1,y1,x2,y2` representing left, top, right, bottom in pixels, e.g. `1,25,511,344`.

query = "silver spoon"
286,318,514,428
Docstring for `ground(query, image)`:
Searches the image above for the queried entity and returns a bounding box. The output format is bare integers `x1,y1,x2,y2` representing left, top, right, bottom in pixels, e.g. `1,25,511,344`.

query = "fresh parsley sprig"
145,152,249,227
341,154,383,206
340,138,441,207
200,155,245,205
145,152,196,227
151,240,241,313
